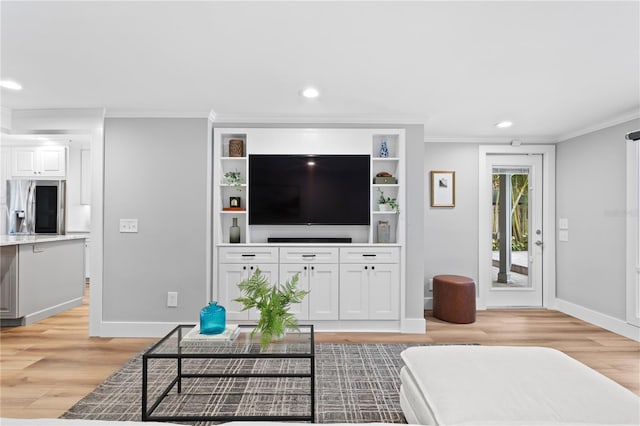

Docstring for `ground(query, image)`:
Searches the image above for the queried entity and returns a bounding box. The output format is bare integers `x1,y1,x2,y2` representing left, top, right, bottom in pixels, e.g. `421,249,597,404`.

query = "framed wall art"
430,170,455,207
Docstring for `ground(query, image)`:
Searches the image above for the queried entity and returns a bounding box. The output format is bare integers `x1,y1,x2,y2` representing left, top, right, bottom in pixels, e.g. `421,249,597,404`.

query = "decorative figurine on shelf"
230,217,241,243
230,196,241,208
379,139,389,158
200,301,226,335
229,139,244,157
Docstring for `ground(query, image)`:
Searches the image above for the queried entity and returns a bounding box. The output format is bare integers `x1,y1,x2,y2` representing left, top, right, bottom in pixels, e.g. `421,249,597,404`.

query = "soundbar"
267,237,353,243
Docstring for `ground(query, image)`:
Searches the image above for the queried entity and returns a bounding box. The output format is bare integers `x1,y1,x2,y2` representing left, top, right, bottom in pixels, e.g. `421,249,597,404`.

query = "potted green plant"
224,170,242,191
377,188,399,213
234,268,309,349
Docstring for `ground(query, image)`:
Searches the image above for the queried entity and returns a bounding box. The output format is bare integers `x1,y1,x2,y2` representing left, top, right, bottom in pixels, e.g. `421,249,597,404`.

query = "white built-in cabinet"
217,246,279,321
339,247,400,320
279,247,340,320
11,146,67,178
212,128,406,331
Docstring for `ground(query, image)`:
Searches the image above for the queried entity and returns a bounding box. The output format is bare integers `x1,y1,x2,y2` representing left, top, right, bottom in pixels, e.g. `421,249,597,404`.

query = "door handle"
535,240,543,247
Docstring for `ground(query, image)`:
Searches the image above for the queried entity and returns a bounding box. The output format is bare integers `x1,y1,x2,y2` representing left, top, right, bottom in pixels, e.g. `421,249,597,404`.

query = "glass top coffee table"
142,324,315,423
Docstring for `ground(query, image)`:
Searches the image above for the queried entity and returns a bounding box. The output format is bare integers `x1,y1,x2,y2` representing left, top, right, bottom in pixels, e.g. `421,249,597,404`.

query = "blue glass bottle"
200,301,226,335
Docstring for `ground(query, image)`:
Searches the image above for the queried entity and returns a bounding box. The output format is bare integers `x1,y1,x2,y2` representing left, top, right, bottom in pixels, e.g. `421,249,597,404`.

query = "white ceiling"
1,1,638,142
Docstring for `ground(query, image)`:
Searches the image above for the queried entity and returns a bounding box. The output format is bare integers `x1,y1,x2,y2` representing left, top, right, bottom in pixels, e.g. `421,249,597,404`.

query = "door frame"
478,145,556,309
626,139,640,327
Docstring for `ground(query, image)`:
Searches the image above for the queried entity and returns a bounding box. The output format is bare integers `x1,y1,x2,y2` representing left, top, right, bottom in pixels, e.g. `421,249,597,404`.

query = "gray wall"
424,143,479,302
556,119,639,320
213,122,426,322
103,118,208,322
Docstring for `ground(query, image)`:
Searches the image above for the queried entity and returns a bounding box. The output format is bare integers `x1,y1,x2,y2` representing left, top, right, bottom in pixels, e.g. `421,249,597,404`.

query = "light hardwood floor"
1,286,639,419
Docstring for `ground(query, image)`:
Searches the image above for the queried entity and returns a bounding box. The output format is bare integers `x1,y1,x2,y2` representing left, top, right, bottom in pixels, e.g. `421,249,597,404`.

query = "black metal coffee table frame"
142,324,315,423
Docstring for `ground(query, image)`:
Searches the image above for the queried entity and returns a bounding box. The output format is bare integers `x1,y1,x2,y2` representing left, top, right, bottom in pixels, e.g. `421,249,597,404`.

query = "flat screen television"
249,154,370,225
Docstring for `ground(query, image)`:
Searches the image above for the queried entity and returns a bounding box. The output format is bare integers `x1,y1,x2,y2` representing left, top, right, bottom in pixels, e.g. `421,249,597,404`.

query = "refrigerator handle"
26,182,35,233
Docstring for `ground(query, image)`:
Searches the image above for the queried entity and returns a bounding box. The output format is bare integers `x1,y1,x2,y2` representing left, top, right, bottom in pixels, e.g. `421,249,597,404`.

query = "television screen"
249,155,370,225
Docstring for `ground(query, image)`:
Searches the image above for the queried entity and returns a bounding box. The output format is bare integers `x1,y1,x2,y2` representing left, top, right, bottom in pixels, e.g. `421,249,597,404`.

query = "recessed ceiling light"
301,87,319,98
0,80,22,90
495,121,513,129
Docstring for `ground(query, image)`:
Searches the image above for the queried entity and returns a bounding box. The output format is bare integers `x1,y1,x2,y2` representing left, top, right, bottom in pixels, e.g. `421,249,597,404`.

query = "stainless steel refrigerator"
6,179,66,234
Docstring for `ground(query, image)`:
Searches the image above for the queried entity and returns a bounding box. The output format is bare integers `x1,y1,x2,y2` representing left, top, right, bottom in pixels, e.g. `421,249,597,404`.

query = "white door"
485,154,543,307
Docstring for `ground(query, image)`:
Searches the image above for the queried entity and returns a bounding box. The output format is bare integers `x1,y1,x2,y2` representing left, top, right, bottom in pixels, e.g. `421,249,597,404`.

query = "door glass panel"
492,167,531,289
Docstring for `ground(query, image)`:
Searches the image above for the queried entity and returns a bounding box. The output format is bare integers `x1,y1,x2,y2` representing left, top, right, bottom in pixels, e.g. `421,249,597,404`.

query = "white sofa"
400,345,640,425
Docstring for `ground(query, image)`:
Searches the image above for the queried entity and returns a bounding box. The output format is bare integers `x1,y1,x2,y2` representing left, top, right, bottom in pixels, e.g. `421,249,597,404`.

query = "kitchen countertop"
0,234,87,247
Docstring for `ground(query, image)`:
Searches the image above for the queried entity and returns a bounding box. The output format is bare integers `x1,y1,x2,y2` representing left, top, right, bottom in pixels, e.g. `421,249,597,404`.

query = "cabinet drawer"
279,247,338,263
340,247,400,263
218,246,278,263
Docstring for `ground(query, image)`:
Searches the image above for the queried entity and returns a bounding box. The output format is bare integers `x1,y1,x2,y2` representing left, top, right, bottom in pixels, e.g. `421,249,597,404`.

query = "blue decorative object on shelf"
379,139,389,158
200,301,226,335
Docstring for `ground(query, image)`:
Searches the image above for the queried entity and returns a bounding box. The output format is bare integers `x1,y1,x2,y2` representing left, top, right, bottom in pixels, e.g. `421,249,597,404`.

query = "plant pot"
378,204,392,212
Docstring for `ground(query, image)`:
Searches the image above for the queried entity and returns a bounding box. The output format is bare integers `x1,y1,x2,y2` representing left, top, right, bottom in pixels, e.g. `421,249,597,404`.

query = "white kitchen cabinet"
217,246,278,321
339,247,400,320
11,146,67,178
1,238,85,325
0,246,18,319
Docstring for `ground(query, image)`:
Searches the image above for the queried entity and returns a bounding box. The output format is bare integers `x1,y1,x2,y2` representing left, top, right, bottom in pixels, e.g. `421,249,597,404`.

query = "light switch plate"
119,219,138,233
559,230,569,242
559,218,569,229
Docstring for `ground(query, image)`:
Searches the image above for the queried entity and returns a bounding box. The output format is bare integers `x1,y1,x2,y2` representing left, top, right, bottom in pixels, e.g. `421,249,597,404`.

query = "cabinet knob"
364,266,368,270
371,266,375,270
243,266,247,270
311,266,315,271
250,266,254,270
304,266,308,271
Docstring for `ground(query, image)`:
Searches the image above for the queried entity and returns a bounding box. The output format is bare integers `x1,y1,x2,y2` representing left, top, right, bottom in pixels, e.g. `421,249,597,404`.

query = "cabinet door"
12,148,38,177
339,264,369,320
11,147,66,178
279,264,309,320
218,263,279,321
218,263,249,320
308,263,339,320
0,246,18,319
39,147,66,177
368,263,400,319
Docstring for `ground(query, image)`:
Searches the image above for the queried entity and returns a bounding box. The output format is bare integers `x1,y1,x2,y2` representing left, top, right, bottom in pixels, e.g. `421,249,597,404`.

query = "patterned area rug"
61,343,415,425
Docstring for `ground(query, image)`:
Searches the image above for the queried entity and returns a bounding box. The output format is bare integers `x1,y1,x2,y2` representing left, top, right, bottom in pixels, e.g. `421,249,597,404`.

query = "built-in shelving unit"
211,128,407,332
217,133,248,243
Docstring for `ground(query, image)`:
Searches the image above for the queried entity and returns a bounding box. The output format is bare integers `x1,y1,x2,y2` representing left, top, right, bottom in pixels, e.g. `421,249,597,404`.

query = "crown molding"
212,113,427,126
557,109,640,142
105,109,210,118
423,136,556,144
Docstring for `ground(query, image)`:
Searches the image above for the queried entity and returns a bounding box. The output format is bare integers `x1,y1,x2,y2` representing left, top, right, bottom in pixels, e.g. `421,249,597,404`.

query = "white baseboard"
402,317,426,333
554,298,640,342
24,297,83,325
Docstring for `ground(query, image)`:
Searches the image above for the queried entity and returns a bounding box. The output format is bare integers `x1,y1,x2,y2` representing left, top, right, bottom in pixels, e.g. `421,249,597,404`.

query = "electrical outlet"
167,292,178,307
119,219,138,233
